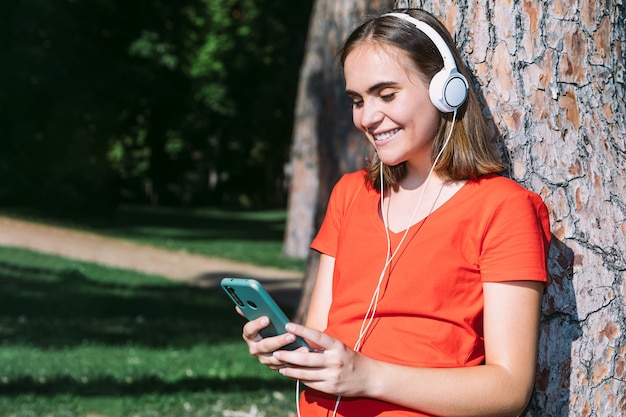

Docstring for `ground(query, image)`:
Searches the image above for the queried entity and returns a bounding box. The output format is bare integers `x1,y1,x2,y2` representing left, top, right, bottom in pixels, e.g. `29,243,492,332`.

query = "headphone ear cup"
429,69,469,113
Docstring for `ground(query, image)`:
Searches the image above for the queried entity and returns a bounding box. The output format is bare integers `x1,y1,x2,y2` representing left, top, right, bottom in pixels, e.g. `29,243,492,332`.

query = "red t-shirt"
300,171,551,417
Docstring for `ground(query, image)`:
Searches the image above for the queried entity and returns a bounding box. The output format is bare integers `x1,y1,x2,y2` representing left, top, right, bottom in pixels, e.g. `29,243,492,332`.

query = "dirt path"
0,216,304,305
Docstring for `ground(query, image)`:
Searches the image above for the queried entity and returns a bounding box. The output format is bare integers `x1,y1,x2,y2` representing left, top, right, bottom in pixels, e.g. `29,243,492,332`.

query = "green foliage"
128,30,179,70
1,0,313,210
107,129,151,181
0,246,297,416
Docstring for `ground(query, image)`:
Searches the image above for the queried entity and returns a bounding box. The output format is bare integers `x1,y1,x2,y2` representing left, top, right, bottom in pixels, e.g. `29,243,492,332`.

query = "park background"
1,0,625,416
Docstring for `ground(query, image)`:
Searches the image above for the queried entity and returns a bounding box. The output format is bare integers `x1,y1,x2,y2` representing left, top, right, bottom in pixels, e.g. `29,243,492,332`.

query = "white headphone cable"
355,108,457,352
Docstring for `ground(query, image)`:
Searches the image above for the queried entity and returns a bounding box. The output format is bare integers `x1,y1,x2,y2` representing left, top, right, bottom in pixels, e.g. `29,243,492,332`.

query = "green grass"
0,205,306,272
0,247,299,416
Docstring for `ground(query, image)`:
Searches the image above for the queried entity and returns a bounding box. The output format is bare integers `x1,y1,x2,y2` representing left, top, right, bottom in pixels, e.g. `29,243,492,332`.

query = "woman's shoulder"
330,170,370,194
468,174,546,208
471,174,537,193
327,170,373,209
336,169,368,186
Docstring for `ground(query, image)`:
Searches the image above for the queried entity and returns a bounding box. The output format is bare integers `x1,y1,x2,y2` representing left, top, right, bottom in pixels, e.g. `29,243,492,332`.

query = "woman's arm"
276,280,544,417
304,253,335,331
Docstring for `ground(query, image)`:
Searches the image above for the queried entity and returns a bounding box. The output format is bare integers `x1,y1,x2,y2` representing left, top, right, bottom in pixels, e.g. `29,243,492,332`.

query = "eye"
350,97,363,108
381,92,395,102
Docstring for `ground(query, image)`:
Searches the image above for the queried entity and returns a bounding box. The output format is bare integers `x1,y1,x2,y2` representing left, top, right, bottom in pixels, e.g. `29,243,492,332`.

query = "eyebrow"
345,81,400,96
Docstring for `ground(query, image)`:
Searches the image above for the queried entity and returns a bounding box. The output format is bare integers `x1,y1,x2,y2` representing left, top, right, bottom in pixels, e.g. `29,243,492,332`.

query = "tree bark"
288,0,626,414
407,1,626,415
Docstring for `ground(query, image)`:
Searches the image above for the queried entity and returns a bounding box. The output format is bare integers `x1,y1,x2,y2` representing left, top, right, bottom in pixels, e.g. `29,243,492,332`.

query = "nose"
356,99,383,131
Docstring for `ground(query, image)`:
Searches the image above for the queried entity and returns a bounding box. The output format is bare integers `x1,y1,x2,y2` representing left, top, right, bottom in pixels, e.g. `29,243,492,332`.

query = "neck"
396,168,441,194
402,156,438,187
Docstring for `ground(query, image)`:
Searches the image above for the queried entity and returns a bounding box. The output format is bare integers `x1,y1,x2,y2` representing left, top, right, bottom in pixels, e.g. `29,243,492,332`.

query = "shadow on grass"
110,206,288,241
1,374,292,396
0,255,298,348
0,246,300,408
9,205,289,243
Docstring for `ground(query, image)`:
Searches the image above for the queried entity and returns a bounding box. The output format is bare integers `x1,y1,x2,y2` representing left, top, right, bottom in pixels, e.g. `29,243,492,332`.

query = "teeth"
374,129,399,141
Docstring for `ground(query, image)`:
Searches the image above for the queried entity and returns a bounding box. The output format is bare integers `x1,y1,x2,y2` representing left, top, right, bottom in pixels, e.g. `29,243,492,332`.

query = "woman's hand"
273,322,372,398
241,314,308,370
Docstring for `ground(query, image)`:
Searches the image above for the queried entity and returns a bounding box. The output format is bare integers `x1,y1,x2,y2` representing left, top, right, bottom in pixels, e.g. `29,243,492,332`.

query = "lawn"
0,242,300,416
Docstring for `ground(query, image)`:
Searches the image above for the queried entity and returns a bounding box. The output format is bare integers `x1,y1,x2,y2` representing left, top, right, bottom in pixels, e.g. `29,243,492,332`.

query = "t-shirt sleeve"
310,173,360,257
479,190,551,283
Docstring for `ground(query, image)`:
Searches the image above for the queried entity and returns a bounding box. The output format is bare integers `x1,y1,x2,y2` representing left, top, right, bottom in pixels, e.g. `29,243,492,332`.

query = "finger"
253,332,302,356
242,319,303,356
242,316,270,342
285,322,338,350
277,363,326,385
273,349,326,369
258,351,293,369
255,340,309,369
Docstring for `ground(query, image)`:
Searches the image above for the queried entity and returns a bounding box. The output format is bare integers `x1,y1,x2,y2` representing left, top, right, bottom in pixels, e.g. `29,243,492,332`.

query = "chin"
379,157,406,167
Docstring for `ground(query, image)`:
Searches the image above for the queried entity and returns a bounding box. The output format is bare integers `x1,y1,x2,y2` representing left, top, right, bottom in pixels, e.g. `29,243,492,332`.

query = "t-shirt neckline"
371,178,472,237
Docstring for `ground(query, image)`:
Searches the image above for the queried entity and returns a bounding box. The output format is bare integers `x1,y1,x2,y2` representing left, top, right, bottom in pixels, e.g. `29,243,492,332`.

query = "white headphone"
383,12,469,113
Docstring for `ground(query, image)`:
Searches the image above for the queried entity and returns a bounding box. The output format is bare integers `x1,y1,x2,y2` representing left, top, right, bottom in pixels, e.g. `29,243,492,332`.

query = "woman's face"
344,41,440,173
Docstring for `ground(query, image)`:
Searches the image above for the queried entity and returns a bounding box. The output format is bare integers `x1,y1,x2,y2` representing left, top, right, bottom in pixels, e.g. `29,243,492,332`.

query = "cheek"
400,102,439,132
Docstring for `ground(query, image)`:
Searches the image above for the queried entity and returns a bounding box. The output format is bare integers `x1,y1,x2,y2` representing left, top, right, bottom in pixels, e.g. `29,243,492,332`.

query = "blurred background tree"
0,0,313,213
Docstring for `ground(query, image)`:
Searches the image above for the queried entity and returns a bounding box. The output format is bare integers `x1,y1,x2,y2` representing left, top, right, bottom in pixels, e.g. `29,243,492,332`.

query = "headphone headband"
382,12,469,112
382,13,457,71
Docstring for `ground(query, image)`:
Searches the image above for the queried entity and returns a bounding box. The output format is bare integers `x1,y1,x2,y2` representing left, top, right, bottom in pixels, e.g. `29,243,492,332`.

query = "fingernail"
285,334,295,342
285,323,295,332
260,317,269,326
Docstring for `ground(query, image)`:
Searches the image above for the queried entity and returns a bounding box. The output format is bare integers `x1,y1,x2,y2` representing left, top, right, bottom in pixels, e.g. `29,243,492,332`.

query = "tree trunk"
283,0,387,321
406,0,626,415
288,0,625,413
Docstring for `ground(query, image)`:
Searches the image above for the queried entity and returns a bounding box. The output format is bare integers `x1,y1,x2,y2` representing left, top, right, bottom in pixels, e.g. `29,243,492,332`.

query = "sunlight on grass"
0,247,299,417
0,205,306,272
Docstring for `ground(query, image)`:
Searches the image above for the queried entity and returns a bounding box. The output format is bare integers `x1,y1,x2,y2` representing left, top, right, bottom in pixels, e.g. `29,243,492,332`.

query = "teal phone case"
221,277,310,350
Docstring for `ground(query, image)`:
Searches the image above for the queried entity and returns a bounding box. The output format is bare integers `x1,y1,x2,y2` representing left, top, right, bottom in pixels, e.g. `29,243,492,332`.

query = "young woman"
241,8,551,417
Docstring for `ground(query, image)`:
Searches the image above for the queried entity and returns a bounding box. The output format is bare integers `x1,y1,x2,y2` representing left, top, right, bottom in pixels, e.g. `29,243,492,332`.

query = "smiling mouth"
373,129,400,141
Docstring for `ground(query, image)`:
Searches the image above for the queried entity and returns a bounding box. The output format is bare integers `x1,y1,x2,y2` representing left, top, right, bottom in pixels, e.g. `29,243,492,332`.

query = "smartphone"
220,277,310,351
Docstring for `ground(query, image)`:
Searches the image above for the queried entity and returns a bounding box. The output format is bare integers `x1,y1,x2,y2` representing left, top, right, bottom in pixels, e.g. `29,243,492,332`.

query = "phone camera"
225,286,245,307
